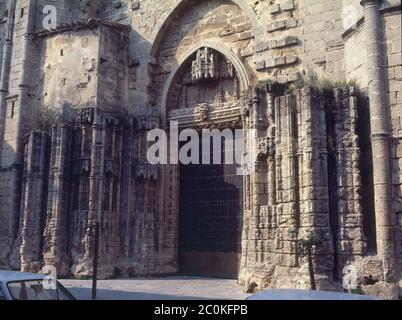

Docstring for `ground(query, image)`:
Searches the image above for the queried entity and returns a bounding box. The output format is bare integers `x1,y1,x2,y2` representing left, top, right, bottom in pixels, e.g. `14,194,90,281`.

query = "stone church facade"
0,0,401,295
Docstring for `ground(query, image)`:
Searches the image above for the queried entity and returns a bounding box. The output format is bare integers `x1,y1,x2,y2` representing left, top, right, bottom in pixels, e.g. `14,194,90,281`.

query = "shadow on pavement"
68,287,217,300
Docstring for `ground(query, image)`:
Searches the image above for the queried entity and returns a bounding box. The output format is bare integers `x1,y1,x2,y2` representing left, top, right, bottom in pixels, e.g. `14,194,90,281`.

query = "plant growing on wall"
297,232,323,291
24,104,61,134
300,70,360,91
284,70,360,94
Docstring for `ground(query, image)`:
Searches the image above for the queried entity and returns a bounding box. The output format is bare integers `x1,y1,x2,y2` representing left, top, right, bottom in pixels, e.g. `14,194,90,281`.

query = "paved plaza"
61,277,249,300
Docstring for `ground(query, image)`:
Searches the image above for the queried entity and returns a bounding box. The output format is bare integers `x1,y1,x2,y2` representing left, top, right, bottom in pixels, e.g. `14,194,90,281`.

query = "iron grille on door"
179,134,243,278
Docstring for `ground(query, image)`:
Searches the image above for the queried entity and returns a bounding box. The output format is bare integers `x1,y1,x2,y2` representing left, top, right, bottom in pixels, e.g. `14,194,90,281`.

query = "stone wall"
239,86,369,290
344,2,402,273
89,0,348,113
30,21,130,115
34,0,96,29
35,28,100,112
385,9,402,138
89,0,399,115
97,24,129,113
0,1,12,268
1,0,397,114
384,8,402,265
1,0,31,163
0,0,33,268
344,22,367,87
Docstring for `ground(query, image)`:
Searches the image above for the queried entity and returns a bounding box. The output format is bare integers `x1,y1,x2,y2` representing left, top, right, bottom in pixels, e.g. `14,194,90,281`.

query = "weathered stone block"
362,282,400,300
326,39,344,50
288,72,301,82
286,36,299,46
286,55,298,65
255,60,266,70
281,1,295,11
324,21,334,31
267,18,298,32
240,47,254,57
388,53,402,67
396,143,402,158
267,20,287,32
270,4,281,14
278,253,297,267
235,23,252,33
389,80,401,93
275,56,286,66
277,75,288,84
255,42,270,53
265,58,275,68
238,31,252,40
219,26,236,37
275,38,287,48
395,66,402,80
287,18,298,28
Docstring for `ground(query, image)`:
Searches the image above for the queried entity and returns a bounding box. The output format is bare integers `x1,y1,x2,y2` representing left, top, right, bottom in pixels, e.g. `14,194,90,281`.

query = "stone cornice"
380,3,402,15
342,16,365,40
34,18,130,38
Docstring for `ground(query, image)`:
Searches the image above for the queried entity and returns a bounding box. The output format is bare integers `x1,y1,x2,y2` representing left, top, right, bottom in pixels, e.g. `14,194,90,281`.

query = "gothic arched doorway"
165,47,247,278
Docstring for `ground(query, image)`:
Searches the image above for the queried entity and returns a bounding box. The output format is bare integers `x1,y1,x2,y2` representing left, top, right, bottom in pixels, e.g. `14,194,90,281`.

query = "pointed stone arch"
149,0,258,58
161,42,251,123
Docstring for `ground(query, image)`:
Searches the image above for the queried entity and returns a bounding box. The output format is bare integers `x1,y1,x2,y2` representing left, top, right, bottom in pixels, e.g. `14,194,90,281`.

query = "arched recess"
161,42,251,123
149,0,258,58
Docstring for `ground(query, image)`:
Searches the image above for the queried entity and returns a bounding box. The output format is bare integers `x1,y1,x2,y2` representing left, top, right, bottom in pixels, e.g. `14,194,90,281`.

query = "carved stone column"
297,87,334,285
87,110,107,274
332,89,367,277
122,117,136,260
19,132,49,273
275,94,299,270
42,124,71,276
361,0,398,281
239,90,252,280
266,87,277,207
70,111,92,274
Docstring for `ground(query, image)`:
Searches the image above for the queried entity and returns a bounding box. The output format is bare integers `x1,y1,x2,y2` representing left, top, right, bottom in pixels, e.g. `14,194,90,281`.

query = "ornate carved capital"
360,0,384,8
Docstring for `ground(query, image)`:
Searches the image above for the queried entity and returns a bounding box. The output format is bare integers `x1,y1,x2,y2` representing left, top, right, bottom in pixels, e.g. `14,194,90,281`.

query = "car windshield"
0,285,6,300
7,280,72,301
